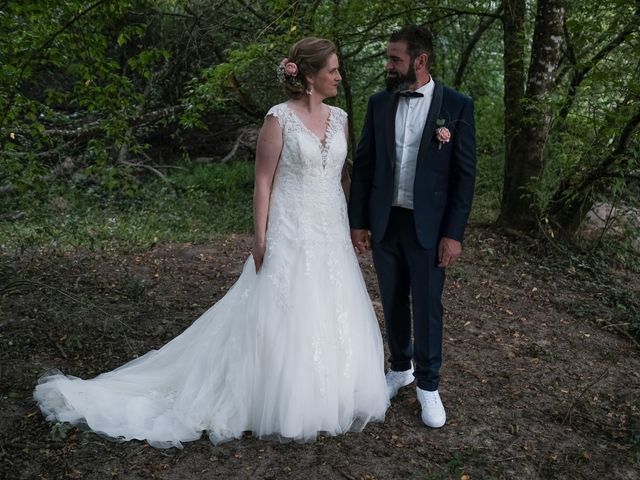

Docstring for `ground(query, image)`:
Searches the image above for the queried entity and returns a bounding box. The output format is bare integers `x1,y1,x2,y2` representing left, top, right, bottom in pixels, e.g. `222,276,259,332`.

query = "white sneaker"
385,367,414,399
416,387,446,428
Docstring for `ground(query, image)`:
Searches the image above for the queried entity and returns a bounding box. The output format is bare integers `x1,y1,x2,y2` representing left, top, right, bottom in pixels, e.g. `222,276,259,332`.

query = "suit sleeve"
348,97,376,229
442,98,477,242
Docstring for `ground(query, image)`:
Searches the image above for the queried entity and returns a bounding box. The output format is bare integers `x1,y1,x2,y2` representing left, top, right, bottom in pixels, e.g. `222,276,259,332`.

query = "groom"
348,25,476,428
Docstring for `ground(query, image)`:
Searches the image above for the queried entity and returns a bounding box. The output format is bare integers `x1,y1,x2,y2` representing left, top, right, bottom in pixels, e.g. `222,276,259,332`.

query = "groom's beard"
385,63,417,92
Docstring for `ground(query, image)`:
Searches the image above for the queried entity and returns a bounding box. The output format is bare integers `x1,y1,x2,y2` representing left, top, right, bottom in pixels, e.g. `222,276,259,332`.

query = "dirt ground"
1,226,639,480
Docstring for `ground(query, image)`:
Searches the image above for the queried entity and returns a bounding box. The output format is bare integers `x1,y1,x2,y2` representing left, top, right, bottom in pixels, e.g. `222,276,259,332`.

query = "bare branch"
438,6,504,19
42,105,183,139
221,132,244,163
121,153,176,192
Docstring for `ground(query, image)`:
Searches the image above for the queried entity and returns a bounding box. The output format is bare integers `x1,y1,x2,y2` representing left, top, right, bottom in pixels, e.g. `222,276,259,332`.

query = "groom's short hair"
390,25,435,69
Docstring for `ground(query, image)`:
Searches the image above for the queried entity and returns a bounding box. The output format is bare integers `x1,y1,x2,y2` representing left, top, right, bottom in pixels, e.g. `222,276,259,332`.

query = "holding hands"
351,229,371,255
351,229,462,268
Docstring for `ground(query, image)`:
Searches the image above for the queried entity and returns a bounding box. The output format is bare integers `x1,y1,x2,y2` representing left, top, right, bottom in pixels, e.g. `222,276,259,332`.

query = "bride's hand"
252,240,266,272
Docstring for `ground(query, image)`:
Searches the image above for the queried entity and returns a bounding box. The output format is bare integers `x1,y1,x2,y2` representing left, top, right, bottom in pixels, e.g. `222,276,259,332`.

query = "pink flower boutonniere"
435,126,451,150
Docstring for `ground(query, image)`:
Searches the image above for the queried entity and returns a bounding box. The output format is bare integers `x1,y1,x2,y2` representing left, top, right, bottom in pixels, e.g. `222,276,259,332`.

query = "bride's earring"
306,86,313,95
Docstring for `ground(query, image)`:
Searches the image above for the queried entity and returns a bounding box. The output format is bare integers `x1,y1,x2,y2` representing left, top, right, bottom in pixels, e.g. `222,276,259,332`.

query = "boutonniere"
435,119,450,150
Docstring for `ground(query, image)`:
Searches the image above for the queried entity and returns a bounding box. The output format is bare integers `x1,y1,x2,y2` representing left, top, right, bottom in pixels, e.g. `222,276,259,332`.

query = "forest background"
1,0,638,252
1,1,639,479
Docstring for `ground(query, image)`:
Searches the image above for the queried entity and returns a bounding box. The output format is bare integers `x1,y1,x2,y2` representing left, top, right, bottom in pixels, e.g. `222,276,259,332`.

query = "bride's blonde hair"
284,37,337,99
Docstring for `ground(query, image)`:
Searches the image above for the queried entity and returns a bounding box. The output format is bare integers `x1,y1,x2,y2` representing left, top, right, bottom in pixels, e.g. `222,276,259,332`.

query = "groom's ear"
414,53,428,72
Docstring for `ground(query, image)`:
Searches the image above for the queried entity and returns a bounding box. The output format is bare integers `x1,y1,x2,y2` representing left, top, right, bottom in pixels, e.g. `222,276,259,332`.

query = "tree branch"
557,8,639,120
0,0,113,128
233,0,270,23
42,105,183,139
220,132,244,163
121,154,175,192
23,0,112,69
438,6,504,19
227,74,262,119
453,1,503,89
549,104,640,227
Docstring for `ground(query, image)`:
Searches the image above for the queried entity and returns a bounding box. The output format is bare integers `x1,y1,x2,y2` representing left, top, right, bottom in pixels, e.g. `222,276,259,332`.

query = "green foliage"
539,0,639,220
0,0,167,198
0,0,638,265
560,248,640,343
180,42,276,129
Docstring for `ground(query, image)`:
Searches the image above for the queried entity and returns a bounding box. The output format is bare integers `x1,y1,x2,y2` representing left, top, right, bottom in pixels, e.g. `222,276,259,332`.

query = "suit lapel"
417,79,443,161
386,92,400,171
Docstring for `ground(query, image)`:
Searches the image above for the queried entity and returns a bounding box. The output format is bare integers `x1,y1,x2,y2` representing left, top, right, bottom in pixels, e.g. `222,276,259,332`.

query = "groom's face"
385,41,416,92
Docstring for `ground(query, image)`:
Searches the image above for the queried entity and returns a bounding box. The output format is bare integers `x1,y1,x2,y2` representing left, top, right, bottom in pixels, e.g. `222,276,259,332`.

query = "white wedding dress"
34,102,389,448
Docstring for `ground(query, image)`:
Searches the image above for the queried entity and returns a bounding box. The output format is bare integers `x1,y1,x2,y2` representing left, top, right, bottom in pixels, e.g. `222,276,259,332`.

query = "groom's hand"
438,237,462,267
350,229,371,255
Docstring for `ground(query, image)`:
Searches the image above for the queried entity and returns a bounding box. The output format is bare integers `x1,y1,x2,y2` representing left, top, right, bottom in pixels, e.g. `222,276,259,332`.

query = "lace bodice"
266,102,347,175
261,102,352,301
264,102,350,247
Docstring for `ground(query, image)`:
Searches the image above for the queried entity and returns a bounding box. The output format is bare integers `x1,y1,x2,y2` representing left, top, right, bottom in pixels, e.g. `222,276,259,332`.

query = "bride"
34,37,389,448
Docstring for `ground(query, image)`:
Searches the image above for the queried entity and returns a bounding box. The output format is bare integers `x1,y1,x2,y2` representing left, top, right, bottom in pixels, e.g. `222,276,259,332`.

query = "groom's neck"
410,72,431,91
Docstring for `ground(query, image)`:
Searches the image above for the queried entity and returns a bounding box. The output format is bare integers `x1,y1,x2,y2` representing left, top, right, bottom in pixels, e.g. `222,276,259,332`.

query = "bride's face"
308,53,341,98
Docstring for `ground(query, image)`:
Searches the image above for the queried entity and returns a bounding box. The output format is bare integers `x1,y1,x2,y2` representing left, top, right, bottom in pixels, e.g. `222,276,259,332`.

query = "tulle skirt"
34,245,389,448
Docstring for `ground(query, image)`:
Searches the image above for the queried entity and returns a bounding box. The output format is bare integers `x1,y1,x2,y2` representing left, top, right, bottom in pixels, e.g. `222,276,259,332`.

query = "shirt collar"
414,76,434,97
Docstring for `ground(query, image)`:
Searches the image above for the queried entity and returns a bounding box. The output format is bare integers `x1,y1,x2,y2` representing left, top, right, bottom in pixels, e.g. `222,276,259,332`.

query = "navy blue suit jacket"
348,80,477,249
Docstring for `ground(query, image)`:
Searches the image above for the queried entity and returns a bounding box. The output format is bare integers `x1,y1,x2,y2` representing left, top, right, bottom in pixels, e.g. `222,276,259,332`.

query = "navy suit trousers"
371,207,445,391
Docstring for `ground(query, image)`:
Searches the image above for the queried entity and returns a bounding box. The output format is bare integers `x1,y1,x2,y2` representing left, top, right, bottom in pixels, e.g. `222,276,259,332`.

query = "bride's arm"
252,114,283,272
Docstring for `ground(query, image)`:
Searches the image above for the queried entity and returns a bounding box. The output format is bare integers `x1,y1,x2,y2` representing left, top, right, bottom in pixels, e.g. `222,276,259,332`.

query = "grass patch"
0,161,255,253
1,153,505,253
469,153,502,224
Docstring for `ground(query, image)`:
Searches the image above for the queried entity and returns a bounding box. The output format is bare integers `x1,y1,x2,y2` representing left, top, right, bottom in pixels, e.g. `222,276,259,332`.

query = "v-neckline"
285,102,333,147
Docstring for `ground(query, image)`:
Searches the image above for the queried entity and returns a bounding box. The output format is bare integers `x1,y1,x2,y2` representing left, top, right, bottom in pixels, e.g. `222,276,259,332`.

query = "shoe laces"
420,390,440,405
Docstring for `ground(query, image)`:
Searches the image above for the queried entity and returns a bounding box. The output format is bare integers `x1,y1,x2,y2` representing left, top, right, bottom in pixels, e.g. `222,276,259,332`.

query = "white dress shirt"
393,79,435,209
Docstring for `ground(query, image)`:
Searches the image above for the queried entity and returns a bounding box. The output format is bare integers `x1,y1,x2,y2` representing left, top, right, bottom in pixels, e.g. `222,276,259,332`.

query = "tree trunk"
499,0,526,226
336,42,356,164
499,0,566,232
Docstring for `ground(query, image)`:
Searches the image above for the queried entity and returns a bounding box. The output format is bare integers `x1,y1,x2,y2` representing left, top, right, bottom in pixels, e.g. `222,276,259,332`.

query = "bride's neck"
288,95,325,113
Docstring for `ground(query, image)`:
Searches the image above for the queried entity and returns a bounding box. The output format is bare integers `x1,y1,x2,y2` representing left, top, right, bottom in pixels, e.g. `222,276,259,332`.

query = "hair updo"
389,24,435,69
281,37,337,99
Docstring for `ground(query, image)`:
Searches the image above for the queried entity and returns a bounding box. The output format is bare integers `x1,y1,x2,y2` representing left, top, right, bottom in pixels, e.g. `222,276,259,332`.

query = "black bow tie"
398,91,424,98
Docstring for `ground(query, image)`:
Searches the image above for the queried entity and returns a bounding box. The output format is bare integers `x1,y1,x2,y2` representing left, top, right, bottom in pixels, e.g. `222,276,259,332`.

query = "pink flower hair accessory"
277,58,302,86
283,59,298,76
